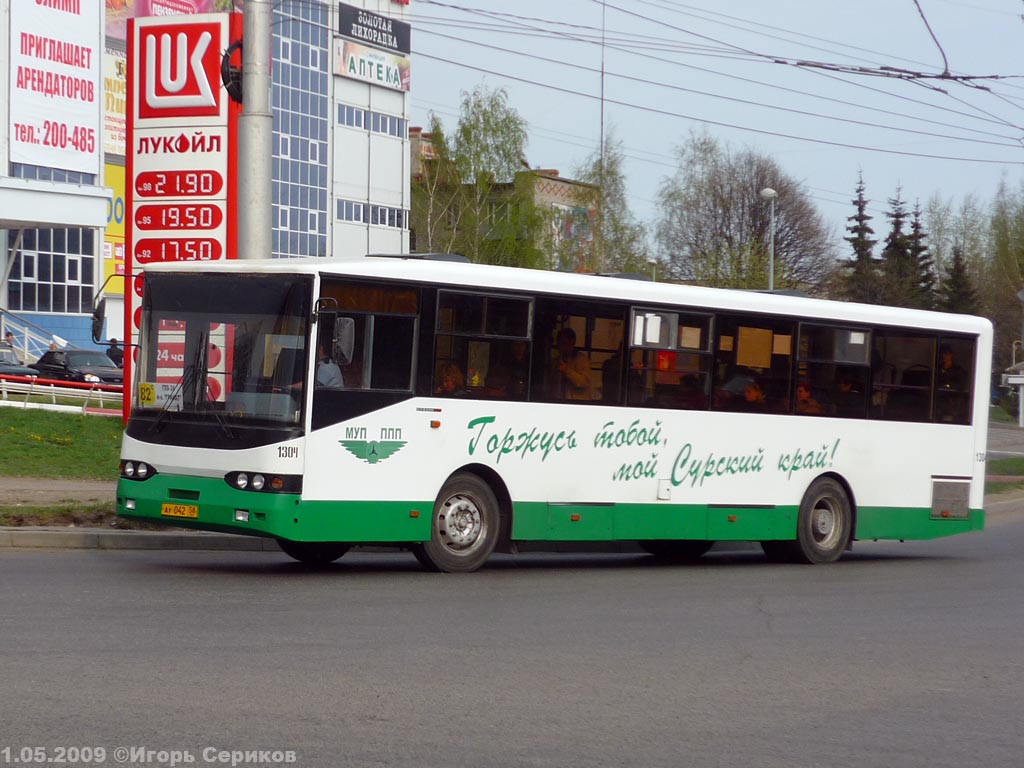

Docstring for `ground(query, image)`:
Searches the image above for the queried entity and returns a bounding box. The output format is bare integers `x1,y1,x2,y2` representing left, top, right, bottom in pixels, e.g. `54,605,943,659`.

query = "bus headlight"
224,471,301,494
121,460,157,481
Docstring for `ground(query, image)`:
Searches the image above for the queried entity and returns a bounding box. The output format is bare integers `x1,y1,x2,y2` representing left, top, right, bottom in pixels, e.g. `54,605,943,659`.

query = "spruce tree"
907,203,936,309
843,174,880,302
936,245,980,314
879,190,917,308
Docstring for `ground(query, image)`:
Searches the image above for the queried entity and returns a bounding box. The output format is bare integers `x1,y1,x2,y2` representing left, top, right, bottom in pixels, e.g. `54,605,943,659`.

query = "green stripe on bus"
119,477,985,544
512,502,797,541
854,507,984,539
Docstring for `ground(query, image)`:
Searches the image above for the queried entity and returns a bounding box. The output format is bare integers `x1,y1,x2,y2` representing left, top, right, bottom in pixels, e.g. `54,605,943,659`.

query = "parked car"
30,349,123,385
0,345,38,378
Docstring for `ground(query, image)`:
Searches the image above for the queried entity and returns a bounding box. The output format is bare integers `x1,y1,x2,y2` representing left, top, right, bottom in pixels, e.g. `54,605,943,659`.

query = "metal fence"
0,375,122,417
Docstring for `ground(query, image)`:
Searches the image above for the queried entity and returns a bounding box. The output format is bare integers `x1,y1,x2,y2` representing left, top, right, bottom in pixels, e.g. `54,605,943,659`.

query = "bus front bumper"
117,475,431,543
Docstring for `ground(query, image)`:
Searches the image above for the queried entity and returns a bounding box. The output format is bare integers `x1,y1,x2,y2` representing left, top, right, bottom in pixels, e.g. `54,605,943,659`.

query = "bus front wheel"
412,473,499,573
276,540,350,565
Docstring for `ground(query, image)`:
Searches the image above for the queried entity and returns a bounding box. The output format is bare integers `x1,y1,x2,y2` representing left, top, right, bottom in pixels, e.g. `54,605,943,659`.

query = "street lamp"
760,187,777,292
648,257,657,282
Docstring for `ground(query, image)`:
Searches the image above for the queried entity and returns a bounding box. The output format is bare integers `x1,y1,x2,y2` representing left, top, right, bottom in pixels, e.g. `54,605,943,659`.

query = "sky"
407,0,1024,253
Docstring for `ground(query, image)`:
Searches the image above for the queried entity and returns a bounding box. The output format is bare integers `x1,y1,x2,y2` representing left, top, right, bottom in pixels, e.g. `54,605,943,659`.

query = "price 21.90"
135,170,223,198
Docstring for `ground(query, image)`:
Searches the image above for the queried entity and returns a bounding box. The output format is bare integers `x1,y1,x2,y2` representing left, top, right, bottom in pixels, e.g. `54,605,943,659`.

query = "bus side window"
713,317,793,414
435,291,533,400
934,337,974,424
833,366,868,417
872,334,934,422
626,310,711,410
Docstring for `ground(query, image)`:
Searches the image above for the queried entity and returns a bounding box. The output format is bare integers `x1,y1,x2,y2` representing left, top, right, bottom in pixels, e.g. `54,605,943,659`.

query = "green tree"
878,190,933,309
410,115,460,255
451,85,544,267
924,192,987,295
410,85,546,267
655,131,833,290
907,203,936,309
988,180,1024,369
569,133,649,274
842,173,880,303
936,246,980,314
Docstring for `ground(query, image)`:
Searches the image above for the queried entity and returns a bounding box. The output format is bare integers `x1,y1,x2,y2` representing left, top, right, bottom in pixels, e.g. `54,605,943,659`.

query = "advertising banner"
104,163,127,295
106,0,243,41
333,39,410,92
338,3,411,55
9,0,102,175
104,48,128,156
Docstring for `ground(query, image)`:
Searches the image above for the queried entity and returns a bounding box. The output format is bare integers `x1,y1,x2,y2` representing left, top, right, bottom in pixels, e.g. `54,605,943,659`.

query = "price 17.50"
134,238,223,264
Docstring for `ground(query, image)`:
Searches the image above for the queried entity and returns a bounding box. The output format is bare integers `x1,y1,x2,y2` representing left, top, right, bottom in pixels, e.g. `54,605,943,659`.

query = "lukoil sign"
137,21,222,120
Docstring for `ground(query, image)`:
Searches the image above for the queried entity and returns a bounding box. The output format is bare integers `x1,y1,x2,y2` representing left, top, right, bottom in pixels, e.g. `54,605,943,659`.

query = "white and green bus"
115,255,991,571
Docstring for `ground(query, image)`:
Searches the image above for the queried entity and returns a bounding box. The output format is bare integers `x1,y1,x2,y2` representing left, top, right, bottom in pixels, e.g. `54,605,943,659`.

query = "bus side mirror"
334,317,354,365
91,298,106,344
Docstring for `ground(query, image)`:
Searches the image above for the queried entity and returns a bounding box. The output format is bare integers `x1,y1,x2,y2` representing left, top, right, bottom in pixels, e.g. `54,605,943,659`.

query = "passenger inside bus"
550,327,593,401
315,342,344,389
937,344,968,391
935,344,969,422
743,379,768,410
833,367,865,416
435,361,465,396
485,340,529,398
795,380,825,415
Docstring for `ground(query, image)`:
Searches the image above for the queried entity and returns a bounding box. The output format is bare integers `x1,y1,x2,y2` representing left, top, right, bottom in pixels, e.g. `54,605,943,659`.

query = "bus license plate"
161,503,199,519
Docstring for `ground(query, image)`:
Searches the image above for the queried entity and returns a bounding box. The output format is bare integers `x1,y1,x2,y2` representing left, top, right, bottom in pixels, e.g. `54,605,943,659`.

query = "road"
2,517,1023,768
985,420,1024,459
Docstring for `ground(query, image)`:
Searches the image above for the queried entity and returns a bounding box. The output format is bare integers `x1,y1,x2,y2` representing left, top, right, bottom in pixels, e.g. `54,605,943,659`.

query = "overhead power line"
415,0,1024,133
415,50,1023,165
417,26,1022,150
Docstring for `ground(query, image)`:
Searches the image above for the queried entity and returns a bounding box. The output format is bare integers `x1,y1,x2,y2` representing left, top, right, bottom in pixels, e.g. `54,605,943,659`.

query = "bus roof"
140,256,992,336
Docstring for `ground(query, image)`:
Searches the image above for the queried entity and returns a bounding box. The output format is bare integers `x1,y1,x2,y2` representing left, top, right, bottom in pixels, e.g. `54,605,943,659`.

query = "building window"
21,251,38,282
272,2,328,258
67,256,81,285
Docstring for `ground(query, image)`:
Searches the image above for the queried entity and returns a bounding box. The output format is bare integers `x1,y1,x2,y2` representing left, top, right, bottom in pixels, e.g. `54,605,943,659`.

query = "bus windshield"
135,273,314,426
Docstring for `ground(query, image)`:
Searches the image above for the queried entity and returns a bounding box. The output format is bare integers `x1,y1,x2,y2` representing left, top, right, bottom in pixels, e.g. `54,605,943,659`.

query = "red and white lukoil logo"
138,21,222,119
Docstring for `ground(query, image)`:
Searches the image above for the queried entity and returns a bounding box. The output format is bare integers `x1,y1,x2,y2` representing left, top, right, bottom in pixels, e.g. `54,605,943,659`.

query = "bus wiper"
148,332,207,432
147,363,198,433
203,381,236,440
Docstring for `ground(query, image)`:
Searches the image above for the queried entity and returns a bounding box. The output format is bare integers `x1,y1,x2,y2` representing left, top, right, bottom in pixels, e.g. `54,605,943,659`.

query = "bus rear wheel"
412,473,499,573
276,540,350,565
640,540,714,561
762,477,851,564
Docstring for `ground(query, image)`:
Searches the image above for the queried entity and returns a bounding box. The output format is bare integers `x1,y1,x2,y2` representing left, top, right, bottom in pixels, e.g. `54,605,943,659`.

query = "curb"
0,527,282,551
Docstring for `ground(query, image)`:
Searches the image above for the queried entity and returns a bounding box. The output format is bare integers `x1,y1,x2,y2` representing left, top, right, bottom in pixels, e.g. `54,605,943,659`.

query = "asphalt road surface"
987,420,1024,459
2,514,1024,768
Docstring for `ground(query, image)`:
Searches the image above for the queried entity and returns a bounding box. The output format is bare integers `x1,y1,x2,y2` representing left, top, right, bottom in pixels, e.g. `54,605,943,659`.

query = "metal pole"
238,0,273,260
768,197,775,292
1017,369,1024,430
